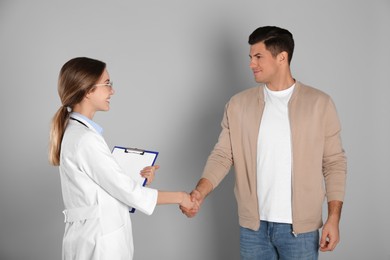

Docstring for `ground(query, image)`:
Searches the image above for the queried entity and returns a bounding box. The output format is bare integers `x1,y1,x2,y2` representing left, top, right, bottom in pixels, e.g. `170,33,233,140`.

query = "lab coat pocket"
98,222,132,260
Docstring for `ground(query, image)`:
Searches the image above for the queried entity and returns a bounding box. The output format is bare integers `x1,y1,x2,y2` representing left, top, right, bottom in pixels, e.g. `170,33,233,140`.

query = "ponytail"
49,57,106,166
48,106,70,166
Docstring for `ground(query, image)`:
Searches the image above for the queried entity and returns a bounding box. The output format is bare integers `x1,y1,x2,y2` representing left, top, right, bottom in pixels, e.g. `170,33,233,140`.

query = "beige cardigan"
202,81,347,233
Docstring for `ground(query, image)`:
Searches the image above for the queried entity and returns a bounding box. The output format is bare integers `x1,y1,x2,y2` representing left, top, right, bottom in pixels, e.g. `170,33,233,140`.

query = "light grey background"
1,1,389,259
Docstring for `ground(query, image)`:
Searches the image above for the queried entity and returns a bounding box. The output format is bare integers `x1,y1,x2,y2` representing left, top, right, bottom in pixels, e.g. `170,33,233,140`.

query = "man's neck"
266,76,295,91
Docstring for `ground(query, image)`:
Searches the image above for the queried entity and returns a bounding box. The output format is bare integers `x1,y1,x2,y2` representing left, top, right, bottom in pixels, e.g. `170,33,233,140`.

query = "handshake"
179,178,213,218
179,189,204,218
141,166,212,217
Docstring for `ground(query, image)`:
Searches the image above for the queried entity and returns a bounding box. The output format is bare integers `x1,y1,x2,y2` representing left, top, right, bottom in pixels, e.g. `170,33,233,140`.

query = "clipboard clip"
125,148,145,155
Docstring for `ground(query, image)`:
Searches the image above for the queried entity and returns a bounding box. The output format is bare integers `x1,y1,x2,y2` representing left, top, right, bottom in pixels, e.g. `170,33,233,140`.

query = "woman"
49,57,195,259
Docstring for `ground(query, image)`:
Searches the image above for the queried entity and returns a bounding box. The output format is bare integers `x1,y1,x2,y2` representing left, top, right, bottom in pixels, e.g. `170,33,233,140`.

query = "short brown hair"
248,26,294,64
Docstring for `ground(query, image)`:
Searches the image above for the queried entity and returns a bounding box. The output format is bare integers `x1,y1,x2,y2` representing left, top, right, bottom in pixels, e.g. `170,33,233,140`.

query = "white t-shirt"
257,84,295,223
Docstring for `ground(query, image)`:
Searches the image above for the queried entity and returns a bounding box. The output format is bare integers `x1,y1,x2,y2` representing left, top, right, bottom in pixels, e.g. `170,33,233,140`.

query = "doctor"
49,57,195,260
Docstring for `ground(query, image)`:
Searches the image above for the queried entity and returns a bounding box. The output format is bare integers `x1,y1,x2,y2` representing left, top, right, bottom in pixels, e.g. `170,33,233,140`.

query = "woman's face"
87,69,115,113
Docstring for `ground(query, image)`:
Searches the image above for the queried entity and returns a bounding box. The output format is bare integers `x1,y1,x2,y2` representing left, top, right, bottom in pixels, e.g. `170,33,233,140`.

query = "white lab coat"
59,115,157,260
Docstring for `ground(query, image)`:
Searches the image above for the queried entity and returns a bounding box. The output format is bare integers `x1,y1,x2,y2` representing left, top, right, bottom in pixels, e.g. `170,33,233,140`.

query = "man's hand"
320,219,340,251
320,200,343,252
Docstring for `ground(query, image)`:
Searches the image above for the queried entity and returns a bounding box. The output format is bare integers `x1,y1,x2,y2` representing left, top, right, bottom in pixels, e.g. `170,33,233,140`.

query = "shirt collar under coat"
257,80,301,104
69,112,104,135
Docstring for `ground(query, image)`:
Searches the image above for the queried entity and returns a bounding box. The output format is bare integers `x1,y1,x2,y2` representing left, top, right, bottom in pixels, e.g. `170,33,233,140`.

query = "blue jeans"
240,221,319,260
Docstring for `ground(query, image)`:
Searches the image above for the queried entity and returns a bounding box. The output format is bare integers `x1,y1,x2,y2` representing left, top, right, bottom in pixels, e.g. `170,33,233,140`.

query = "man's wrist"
327,200,343,223
194,187,206,200
195,178,213,199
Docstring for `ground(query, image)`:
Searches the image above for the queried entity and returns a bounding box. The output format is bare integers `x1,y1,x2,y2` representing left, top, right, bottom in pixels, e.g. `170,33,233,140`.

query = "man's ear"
278,51,288,63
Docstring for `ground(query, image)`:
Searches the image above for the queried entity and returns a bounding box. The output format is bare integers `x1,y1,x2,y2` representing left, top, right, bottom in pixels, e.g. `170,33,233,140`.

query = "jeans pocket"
297,230,319,255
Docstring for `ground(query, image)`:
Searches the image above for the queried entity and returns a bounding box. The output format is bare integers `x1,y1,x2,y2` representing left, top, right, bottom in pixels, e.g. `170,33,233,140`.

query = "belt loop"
62,210,68,223
62,205,99,223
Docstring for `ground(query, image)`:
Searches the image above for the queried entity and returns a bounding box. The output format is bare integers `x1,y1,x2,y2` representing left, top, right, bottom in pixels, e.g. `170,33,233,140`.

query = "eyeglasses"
94,81,113,88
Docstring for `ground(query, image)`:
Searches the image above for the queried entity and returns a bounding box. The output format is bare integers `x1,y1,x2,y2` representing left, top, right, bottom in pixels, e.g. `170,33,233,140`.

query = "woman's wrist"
179,191,185,205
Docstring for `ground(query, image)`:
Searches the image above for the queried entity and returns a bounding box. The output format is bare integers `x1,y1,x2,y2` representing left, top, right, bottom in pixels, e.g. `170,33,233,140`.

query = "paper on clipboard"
112,146,159,213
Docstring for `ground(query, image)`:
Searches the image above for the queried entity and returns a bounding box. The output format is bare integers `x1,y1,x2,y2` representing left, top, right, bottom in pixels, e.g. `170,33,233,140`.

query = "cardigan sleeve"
322,98,347,202
201,102,234,188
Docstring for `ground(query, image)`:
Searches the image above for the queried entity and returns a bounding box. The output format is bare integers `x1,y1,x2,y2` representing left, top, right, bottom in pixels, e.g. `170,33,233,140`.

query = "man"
181,26,347,259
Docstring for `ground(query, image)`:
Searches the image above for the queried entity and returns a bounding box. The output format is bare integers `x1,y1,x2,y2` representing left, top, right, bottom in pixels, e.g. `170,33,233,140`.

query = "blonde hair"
49,57,106,166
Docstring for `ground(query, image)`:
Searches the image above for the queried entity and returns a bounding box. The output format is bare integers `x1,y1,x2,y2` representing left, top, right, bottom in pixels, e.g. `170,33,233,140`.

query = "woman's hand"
180,192,199,210
140,165,160,185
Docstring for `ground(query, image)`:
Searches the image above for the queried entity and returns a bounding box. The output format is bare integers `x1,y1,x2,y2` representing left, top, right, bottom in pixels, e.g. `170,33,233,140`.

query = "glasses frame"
94,81,113,87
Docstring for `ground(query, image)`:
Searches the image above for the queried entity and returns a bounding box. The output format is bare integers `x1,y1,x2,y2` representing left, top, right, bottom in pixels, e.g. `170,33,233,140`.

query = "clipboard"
112,146,159,213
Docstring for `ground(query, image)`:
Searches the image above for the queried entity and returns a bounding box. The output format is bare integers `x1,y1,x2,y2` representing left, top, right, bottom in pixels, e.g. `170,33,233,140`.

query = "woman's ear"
84,87,95,99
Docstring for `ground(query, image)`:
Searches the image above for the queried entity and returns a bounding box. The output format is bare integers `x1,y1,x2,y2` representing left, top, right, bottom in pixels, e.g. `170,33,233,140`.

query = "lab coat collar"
69,112,104,135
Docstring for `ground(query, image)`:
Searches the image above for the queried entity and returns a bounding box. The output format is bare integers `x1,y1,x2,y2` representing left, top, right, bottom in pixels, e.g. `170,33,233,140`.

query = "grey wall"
1,1,389,259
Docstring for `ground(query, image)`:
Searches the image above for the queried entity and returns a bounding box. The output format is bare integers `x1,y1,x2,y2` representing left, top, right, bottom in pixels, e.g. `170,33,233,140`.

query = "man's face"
249,41,280,84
